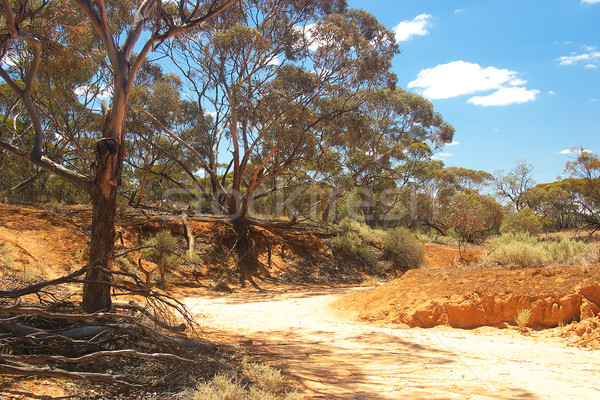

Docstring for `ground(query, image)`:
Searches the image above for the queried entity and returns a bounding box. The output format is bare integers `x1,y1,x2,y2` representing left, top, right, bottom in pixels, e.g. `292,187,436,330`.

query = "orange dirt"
0,205,90,283
334,264,600,330
423,243,489,267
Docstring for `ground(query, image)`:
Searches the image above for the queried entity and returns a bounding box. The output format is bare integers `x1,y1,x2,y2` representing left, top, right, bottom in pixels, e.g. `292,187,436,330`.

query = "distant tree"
522,184,577,231
494,160,535,211
563,150,600,231
500,207,543,236
443,191,503,245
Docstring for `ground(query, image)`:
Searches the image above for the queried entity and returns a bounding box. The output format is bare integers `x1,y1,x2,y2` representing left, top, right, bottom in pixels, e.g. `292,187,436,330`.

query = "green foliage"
500,207,543,236
563,150,600,230
382,227,425,271
489,232,598,268
142,230,181,269
331,218,381,270
522,184,577,231
115,256,135,274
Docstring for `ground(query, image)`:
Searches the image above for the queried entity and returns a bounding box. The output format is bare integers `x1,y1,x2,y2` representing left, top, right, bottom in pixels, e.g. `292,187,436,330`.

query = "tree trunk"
232,221,261,289
81,119,124,312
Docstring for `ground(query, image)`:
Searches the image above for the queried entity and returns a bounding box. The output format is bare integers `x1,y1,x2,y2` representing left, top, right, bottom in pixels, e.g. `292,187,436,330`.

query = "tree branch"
0,139,93,193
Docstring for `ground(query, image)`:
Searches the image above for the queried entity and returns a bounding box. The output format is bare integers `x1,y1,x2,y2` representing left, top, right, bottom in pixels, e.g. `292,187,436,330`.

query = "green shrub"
382,227,424,271
141,230,180,269
331,218,380,270
500,207,543,236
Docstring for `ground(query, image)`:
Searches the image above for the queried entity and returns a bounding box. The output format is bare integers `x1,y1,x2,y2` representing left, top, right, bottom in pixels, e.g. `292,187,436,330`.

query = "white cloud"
407,61,536,106
267,56,280,66
454,9,466,14
468,87,540,106
295,23,325,52
557,49,600,66
558,148,593,155
592,98,600,102
549,90,557,95
203,109,218,118
393,14,433,42
445,141,460,146
585,63,598,69
432,152,454,160
582,0,600,5
74,85,111,99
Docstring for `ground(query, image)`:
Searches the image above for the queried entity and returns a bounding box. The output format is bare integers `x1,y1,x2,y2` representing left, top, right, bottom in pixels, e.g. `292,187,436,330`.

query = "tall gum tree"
142,0,401,286
0,0,235,312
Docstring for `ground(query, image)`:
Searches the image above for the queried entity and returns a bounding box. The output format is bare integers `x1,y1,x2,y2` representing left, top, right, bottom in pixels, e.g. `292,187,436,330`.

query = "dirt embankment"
335,264,600,331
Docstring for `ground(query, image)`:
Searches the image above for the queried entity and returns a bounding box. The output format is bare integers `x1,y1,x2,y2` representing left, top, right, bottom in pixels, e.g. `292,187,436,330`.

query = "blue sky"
349,0,600,183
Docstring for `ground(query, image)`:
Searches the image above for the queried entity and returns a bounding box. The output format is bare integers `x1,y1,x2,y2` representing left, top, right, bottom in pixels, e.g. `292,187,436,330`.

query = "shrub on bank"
489,232,598,268
382,227,425,272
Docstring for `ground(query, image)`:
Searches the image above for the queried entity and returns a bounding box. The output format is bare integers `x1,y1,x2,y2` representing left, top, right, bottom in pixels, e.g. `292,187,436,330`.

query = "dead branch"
0,349,197,366
0,364,139,387
137,258,154,283
182,213,195,257
112,300,186,332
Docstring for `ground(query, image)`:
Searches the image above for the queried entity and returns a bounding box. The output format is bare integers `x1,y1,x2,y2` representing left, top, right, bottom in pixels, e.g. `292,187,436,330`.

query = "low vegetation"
489,232,598,268
330,218,382,271
515,308,532,328
331,219,425,275
382,227,425,272
194,360,303,400
142,230,182,284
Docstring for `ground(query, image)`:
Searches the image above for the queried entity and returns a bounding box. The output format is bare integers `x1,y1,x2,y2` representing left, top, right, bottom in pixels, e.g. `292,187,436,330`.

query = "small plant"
48,199,69,216
242,360,284,394
142,230,181,285
21,266,43,284
115,256,135,274
515,308,531,328
194,374,247,400
0,243,15,268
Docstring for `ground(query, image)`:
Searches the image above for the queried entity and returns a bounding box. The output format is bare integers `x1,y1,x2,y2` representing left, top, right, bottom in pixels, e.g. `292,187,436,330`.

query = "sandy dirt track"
184,287,600,400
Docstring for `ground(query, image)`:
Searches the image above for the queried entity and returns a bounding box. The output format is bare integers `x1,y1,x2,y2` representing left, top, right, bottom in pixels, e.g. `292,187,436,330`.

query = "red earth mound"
334,264,600,329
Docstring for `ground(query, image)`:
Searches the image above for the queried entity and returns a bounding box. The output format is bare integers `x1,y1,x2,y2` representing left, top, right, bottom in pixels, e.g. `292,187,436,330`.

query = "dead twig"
0,364,140,387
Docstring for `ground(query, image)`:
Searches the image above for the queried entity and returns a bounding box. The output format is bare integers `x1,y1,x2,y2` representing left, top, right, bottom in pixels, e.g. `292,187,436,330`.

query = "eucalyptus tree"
0,0,234,311
330,87,454,226
494,160,535,211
